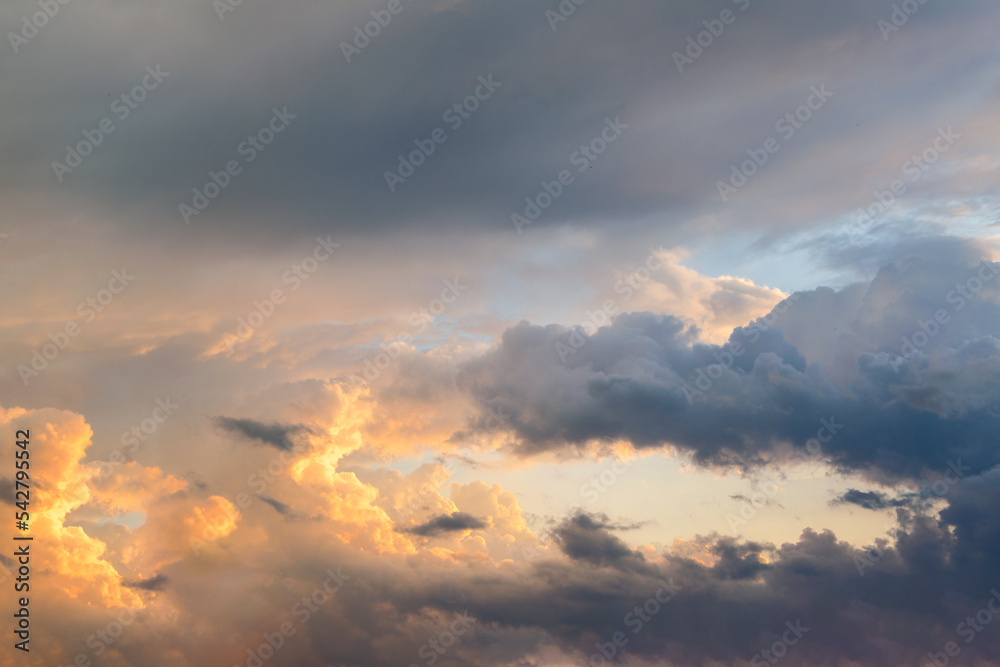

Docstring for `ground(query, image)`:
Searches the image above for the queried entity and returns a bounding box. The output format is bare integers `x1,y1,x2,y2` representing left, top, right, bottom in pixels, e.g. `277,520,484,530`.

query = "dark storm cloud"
457,239,1000,482
938,467,1000,579
326,472,1000,665
834,489,893,510
2,0,997,241
709,537,770,580
214,416,304,451
832,489,917,511
403,511,486,536
553,513,651,570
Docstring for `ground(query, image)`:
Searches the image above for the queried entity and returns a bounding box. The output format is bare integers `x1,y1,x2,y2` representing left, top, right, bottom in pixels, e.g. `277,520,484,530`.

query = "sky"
1,0,1000,665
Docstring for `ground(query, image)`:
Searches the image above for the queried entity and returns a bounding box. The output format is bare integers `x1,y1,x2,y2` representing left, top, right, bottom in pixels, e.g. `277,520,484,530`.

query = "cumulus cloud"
2,0,999,663
4,365,1000,665
619,248,789,342
458,239,1000,483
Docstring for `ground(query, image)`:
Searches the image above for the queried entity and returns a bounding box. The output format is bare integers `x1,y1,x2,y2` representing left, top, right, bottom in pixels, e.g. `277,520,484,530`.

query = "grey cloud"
214,416,305,451
126,574,169,591
258,495,293,515
830,489,919,511
2,0,997,247
457,238,1000,483
403,511,486,536
834,489,892,510
0,477,14,505
552,513,654,575
339,470,1000,665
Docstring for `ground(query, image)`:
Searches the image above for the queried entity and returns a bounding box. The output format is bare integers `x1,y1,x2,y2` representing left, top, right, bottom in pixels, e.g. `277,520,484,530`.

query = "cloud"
457,238,1000,483
256,495,292,517
552,513,650,571
4,393,1000,665
831,489,916,511
2,0,996,250
214,416,305,451
403,511,486,536
618,248,789,343
1,0,998,662
833,489,892,510
126,574,169,591
0,476,14,504
342,468,1000,666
